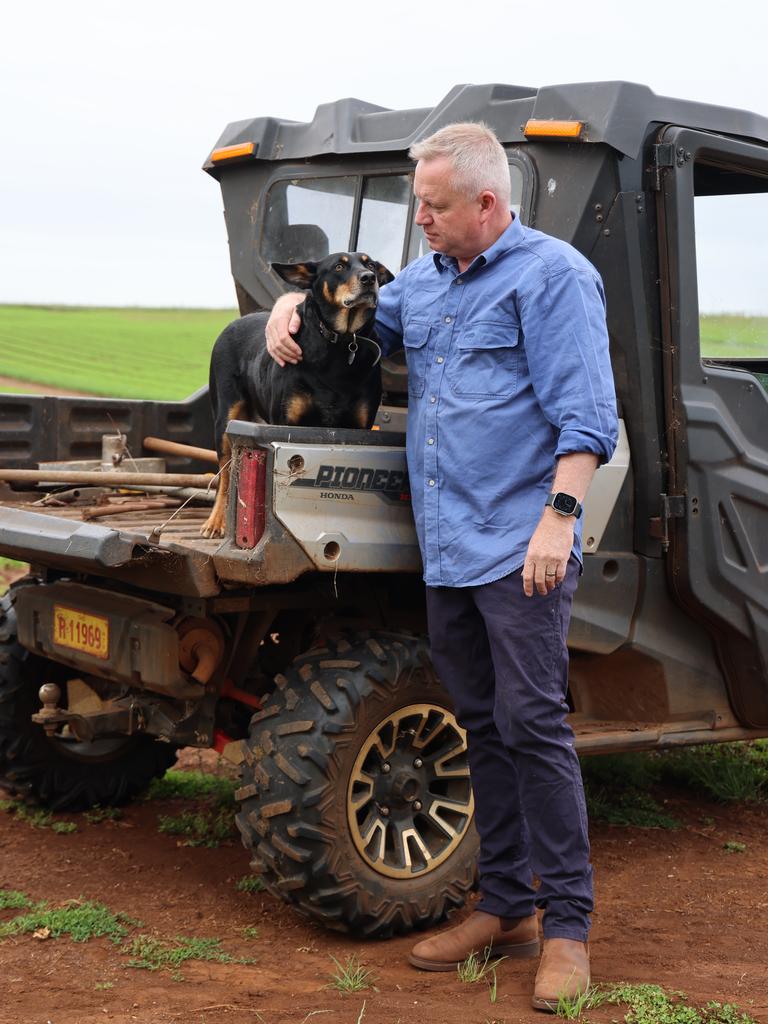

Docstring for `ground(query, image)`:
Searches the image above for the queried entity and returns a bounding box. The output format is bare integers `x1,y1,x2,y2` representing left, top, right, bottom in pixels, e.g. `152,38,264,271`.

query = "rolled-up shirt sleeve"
519,267,618,465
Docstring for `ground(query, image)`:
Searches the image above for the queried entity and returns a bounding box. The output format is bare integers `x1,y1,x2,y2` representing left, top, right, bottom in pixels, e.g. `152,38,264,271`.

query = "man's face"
413,157,485,260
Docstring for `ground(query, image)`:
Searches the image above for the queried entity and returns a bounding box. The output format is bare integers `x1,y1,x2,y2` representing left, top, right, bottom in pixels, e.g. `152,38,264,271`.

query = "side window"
694,166,768,365
262,177,357,263
356,175,411,274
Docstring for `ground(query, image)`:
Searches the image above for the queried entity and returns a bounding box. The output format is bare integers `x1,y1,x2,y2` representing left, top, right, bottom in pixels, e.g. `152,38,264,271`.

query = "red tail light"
236,448,267,548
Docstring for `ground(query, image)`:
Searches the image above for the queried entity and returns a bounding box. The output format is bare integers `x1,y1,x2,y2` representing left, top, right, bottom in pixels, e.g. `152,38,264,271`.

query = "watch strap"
545,492,583,519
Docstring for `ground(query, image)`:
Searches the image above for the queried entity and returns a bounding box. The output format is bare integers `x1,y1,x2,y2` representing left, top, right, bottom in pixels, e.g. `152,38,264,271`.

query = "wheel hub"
347,703,474,879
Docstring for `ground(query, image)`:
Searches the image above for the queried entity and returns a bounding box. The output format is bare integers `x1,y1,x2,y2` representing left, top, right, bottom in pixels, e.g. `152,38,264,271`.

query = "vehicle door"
656,126,768,727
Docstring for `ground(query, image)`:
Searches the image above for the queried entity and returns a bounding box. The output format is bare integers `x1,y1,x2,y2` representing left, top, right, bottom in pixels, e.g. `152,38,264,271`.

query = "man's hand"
265,292,305,366
522,509,575,597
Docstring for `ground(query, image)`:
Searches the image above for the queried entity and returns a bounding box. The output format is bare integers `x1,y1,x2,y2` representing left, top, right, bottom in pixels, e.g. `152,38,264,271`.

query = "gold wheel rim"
347,702,474,879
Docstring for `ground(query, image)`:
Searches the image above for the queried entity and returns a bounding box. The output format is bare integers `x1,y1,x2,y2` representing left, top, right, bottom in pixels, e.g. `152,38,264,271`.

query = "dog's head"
272,252,395,335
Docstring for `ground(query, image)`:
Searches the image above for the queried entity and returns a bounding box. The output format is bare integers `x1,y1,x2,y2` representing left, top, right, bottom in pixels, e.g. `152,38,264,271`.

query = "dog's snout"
359,271,375,285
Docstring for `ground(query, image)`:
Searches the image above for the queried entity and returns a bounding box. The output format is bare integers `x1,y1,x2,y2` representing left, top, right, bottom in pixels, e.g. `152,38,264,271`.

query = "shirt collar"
432,212,523,274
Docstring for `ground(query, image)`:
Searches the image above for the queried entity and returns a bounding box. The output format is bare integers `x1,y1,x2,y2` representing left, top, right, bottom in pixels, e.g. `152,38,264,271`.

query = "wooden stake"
0,469,216,487
143,436,218,465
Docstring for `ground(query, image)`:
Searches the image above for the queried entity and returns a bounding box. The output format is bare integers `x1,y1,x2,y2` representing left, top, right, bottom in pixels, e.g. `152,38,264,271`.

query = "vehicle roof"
205,81,768,170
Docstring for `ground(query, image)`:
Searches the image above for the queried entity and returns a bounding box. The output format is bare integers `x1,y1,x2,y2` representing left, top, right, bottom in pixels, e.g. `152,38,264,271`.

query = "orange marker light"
524,119,584,140
211,142,256,163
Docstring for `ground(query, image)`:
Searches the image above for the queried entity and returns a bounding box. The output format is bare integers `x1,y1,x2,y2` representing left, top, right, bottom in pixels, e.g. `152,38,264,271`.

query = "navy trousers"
425,555,592,942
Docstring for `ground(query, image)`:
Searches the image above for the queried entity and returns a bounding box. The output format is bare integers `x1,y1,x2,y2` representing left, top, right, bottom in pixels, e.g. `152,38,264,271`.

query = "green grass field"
700,314,768,359
0,305,238,400
0,307,765,401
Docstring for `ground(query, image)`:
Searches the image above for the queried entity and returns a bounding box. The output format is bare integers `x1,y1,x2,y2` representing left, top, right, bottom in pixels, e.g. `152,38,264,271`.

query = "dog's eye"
335,263,344,272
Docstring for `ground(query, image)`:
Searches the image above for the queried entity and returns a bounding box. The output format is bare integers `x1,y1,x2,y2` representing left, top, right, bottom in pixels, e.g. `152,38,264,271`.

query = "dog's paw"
200,512,225,538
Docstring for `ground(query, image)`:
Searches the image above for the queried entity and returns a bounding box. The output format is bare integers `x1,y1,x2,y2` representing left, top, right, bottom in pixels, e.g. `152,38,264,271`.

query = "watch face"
553,492,578,515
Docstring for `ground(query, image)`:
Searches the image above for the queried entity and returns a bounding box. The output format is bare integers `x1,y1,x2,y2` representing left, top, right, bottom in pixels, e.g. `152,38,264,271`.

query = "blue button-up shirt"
375,214,618,587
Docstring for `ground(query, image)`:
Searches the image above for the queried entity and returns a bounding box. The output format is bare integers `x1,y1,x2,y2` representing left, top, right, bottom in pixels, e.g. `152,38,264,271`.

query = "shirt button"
436,356,444,364
444,315,452,324
428,479,435,486
455,278,463,285
430,395,436,403
427,437,435,445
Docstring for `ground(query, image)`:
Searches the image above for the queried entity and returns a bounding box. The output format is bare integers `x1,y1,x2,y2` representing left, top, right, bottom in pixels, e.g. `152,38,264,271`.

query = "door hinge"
650,143,675,191
649,493,686,550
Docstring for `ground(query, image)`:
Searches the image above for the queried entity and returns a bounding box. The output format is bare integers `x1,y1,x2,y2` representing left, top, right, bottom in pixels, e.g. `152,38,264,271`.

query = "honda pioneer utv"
1,81,767,938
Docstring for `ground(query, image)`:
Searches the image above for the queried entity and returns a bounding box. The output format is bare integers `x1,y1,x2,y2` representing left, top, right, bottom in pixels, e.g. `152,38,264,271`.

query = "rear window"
261,158,529,274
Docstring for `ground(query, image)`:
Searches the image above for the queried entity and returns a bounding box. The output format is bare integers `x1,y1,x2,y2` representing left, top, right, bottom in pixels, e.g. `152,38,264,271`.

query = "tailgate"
0,503,221,597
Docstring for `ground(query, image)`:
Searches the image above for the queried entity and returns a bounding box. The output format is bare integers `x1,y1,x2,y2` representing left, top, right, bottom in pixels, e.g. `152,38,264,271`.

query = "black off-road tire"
236,633,479,938
0,590,177,810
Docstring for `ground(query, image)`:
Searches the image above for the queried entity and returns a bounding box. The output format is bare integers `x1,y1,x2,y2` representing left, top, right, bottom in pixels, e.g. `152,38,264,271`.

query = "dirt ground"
1,748,766,1024
0,562,24,596
0,375,96,397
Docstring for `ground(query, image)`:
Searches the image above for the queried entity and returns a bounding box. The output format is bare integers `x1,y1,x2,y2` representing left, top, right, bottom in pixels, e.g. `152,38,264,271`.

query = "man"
266,122,618,1012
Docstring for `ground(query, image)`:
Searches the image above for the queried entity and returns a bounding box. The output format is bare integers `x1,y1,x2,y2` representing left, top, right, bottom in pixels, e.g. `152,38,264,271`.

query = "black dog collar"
316,318,381,368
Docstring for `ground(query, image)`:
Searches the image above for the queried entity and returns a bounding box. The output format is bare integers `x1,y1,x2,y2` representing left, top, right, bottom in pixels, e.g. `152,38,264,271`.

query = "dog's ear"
271,262,318,289
374,261,395,286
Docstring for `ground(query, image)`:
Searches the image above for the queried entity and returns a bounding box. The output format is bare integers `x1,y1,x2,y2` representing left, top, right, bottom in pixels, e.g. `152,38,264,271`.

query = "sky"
2,0,767,311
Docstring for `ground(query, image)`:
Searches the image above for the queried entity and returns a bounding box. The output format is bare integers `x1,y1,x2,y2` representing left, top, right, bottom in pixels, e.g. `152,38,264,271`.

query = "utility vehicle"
1,82,767,937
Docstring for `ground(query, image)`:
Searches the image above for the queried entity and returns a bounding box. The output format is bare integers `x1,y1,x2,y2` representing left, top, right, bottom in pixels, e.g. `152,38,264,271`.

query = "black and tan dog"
201,251,394,538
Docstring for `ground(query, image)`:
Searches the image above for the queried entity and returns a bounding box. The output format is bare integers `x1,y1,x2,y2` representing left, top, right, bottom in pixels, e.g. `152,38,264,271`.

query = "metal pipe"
143,436,218,465
118,485,215,503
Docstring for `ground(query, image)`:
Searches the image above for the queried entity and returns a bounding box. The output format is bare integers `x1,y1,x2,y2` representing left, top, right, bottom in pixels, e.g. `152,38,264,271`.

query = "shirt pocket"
447,322,521,399
403,322,431,398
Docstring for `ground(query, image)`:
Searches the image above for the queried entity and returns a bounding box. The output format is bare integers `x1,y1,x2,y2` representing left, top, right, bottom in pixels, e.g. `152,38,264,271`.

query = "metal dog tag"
347,339,358,365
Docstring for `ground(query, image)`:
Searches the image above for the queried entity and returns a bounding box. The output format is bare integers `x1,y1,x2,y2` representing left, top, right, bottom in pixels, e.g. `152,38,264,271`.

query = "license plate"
52,605,109,660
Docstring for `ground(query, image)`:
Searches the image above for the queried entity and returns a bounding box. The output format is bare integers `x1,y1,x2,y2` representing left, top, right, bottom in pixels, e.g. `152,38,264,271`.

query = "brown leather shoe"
531,938,590,1012
408,910,539,971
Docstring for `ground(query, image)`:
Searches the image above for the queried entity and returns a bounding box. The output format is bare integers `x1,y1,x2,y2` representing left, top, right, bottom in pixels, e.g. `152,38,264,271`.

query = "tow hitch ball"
31,683,133,741
31,684,67,736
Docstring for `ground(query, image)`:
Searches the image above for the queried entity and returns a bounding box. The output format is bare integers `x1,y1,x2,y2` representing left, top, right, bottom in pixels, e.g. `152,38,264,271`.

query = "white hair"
409,122,511,205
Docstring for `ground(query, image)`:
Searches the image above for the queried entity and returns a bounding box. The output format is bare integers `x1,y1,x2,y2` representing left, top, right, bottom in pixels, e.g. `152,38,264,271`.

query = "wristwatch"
545,492,583,519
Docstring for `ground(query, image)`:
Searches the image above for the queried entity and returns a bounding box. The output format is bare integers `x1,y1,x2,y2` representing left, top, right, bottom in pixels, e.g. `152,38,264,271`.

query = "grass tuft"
327,954,377,994
581,741,768,831
84,806,123,824
660,743,768,803
0,889,33,911
554,984,597,1019
236,875,265,894
0,899,134,943
586,786,681,829
723,840,746,854
0,798,77,833
125,933,252,979
157,808,235,848
581,753,680,829
146,770,236,803
554,982,758,1023
456,946,506,984
150,770,237,847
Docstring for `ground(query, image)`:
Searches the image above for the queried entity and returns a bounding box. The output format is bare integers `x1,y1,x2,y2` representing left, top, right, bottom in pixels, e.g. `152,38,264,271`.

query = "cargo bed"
0,421,420,599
